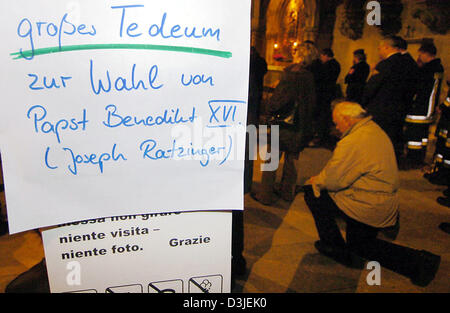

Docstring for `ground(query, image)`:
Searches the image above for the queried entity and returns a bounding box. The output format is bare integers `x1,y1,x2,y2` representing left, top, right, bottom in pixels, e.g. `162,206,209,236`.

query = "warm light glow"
293,42,298,47
274,43,279,49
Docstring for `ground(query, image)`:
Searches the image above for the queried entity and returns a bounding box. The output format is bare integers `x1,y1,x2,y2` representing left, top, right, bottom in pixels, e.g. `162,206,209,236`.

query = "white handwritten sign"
42,211,232,293
0,0,250,233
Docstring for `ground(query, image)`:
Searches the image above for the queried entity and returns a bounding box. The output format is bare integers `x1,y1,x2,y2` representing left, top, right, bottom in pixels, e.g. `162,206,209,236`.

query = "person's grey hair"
294,42,319,66
333,101,368,119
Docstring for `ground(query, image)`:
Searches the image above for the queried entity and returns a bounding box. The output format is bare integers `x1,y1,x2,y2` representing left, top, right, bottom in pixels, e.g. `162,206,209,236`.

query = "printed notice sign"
42,211,232,293
0,0,250,233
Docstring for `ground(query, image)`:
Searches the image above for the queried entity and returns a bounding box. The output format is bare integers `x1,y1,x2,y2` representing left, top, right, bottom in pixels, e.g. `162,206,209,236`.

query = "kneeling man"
304,101,440,287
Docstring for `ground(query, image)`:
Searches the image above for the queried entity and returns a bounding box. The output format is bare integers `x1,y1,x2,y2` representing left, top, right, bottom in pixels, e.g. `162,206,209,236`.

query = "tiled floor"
0,147,449,293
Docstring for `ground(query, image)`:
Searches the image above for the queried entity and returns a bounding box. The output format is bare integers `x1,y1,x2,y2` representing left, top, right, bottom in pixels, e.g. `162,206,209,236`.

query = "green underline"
10,43,232,60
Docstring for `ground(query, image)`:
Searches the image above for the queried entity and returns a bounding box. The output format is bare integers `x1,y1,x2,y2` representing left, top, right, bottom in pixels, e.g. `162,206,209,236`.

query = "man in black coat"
345,49,370,104
314,48,340,147
362,36,415,162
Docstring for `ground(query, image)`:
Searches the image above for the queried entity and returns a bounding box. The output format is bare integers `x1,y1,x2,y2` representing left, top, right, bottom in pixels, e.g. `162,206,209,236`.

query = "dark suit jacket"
362,53,414,122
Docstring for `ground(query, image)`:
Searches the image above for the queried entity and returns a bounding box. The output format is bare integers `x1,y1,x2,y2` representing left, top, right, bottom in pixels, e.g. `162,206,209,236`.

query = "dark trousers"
304,186,420,278
315,97,332,142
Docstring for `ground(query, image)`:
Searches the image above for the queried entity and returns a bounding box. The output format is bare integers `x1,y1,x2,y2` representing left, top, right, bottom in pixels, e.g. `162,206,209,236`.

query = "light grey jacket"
314,116,399,228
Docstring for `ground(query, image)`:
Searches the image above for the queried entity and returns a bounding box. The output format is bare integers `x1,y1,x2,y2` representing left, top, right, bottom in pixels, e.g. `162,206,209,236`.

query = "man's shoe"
437,196,450,208
314,240,365,269
5,258,50,293
410,251,441,287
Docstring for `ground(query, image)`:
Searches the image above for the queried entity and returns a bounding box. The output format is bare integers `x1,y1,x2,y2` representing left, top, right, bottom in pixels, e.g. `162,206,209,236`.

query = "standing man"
304,101,441,287
396,36,419,117
404,42,444,168
245,46,267,194
362,36,413,163
314,48,340,147
252,43,316,204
